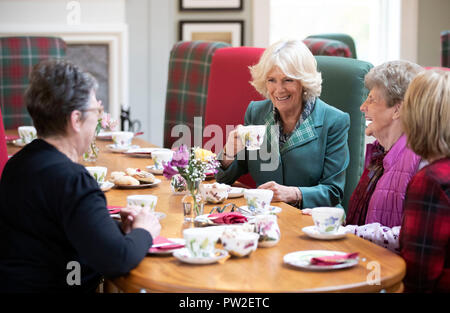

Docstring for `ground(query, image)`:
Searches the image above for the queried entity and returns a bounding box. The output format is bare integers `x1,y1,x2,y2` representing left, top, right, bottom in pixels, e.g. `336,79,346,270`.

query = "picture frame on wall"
179,20,244,47
179,0,243,11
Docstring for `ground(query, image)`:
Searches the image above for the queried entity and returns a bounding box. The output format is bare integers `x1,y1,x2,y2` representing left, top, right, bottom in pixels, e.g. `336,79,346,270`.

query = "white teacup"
311,207,345,234
221,228,259,257
111,131,134,148
199,183,229,204
237,125,266,150
18,126,37,144
85,166,107,184
151,149,174,170
183,227,220,258
127,195,158,212
244,189,273,214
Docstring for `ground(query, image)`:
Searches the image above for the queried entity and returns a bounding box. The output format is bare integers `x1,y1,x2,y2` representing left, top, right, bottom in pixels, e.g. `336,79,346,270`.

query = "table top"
6,132,406,293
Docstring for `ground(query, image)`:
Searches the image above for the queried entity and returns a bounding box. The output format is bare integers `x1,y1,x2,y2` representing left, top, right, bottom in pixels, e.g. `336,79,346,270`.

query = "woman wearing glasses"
0,60,161,292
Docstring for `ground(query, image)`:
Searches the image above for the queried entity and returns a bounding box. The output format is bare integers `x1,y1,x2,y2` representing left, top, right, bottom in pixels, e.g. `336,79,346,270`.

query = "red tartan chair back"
302,38,353,58
0,37,66,129
204,47,265,188
163,41,230,149
0,108,8,177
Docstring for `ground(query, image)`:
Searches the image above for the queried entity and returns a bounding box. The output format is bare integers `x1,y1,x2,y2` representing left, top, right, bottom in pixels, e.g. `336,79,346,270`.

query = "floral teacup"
237,125,266,150
152,149,174,170
243,189,273,214
126,195,158,212
111,131,134,148
85,166,107,184
311,207,345,234
18,126,37,144
254,214,280,248
183,228,220,258
199,183,229,204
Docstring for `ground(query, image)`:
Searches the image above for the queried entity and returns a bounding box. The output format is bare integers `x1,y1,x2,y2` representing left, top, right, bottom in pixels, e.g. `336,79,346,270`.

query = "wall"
417,0,450,66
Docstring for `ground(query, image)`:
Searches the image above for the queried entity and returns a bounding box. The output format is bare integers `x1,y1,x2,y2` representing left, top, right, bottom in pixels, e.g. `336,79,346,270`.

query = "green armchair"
315,56,373,211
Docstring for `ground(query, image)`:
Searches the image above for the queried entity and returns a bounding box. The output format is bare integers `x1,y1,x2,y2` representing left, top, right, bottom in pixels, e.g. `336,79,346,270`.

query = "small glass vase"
182,180,204,222
83,138,99,163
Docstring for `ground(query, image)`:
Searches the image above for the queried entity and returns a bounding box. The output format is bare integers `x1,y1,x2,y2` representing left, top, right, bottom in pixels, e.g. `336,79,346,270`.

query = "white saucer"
173,248,229,264
153,211,167,220
106,144,140,153
146,165,163,175
148,238,185,255
228,187,244,198
237,205,282,216
302,226,347,240
283,250,359,271
100,181,114,192
124,148,154,158
96,131,113,141
113,178,161,189
12,138,26,147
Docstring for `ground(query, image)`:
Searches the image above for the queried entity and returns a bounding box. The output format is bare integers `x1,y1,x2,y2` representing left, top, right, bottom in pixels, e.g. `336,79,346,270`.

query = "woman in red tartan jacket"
400,69,450,293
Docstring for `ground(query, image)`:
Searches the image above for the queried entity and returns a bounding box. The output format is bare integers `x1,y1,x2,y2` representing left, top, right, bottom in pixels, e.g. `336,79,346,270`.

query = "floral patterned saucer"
173,248,229,264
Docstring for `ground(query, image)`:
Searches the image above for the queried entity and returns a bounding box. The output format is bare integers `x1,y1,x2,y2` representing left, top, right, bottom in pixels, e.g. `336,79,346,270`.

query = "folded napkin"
148,236,185,253
5,135,19,142
208,212,248,224
310,252,359,266
107,205,122,214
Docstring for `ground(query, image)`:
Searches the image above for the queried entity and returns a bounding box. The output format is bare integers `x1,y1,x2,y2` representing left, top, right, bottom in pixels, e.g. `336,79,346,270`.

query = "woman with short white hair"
216,39,350,209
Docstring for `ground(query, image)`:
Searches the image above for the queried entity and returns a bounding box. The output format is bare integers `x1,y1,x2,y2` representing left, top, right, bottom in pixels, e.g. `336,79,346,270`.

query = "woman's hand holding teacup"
221,125,245,169
120,207,161,239
258,181,301,204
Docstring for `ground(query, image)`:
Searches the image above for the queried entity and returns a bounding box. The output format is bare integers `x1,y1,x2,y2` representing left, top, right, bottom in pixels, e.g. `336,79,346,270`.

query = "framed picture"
179,20,244,46
179,0,243,11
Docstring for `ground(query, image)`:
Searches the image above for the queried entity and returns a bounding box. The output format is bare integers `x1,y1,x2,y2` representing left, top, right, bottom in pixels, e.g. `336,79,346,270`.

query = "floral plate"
302,226,347,240
106,144,140,153
146,165,163,175
237,205,282,216
113,178,161,189
283,250,359,271
173,248,229,264
227,187,245,198
12,139,26,147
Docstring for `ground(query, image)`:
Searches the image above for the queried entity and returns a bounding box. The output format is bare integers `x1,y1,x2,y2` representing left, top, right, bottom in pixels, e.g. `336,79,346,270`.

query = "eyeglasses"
209,203,237,214
82,106,104,117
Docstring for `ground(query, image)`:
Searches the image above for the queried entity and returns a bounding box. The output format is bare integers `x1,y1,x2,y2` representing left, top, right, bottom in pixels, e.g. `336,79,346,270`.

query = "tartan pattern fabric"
441,30,450,68
164,41,230,149
0,37,66,129
400,158,450,292
302,38,352,58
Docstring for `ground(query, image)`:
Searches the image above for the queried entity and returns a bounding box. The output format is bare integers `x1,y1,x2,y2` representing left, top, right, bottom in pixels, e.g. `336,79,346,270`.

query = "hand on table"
258,181,302,204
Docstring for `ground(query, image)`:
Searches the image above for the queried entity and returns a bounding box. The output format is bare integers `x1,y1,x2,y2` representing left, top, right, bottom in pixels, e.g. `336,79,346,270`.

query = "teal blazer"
216,98,350,209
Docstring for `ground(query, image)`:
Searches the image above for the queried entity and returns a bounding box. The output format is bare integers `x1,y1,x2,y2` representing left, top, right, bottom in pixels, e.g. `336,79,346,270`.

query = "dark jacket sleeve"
60,171,152,278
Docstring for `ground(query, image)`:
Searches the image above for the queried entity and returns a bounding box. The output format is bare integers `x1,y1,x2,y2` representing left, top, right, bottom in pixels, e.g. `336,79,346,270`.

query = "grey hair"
364,60,424,107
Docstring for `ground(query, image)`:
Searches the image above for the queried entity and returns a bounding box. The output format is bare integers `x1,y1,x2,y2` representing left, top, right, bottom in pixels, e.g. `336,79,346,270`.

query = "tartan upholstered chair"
302,38,353,58
204,47,265,188
306,33,357,59
0,108,8,177
163,41,230,149
0,37,66,129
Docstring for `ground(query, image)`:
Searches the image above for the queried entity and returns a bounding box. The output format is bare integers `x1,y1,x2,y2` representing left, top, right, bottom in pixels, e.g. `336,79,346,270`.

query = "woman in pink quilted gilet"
344,60,425,253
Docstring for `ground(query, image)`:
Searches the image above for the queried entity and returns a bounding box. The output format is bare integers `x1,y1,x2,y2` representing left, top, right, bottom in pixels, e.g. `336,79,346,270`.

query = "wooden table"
6,132,406,293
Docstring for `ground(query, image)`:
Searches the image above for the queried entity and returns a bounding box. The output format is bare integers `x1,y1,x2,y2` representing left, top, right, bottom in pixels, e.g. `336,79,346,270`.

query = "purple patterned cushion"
0,37,66,129
303,38,352,58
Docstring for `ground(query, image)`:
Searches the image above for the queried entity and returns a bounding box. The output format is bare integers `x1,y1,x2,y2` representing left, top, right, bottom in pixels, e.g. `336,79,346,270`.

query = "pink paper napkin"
310,252,359,266
5,135,19,142
148,236,185,253
107,205,122,214
208,212,248,224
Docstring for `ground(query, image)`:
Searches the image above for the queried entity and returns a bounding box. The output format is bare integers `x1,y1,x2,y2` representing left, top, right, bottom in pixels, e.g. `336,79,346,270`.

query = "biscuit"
114,175,140,186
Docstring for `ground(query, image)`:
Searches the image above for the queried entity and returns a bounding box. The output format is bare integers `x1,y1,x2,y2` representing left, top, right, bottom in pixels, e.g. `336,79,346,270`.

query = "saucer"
100,181,114,192
113,178,161,189
173,248,229,264
124,148,154,158
228,187,244,198
12,138,26,147
146,165,163,175
153,211,167,220
237,205,282,216
283,250,359,271
106,144,140,153
96,131,113,141
302,226,347,240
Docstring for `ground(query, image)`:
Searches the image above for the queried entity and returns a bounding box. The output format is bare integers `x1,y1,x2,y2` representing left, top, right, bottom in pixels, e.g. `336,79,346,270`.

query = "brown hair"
401,69,450,160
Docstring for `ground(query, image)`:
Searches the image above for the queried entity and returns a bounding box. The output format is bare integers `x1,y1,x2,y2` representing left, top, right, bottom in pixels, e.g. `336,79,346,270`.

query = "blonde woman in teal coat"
216,40,350,209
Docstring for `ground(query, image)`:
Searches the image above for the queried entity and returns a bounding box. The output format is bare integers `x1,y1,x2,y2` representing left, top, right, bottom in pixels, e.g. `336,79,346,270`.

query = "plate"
283,250,359,271
12,138,26,147
113,178,161,189
110,210,166,221
148,238,185,255
146,165,163,175
96,131,113,140
302,226,347,240
124,148,161,158
237,205,282,216
100,181,114,192
106,144,140,153
228,187,245,198
173,248,229,264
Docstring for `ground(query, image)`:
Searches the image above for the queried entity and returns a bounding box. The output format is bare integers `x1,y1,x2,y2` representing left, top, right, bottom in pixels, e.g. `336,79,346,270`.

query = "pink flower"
170,145,189,168
163,162,179,179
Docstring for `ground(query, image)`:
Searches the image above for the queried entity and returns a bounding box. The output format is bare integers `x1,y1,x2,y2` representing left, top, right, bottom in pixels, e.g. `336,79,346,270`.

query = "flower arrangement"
83,112,117,162
163,145,220,216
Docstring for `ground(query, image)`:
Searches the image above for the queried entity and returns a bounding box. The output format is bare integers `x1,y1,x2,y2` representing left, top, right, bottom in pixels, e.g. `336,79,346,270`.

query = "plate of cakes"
109,168,161,189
